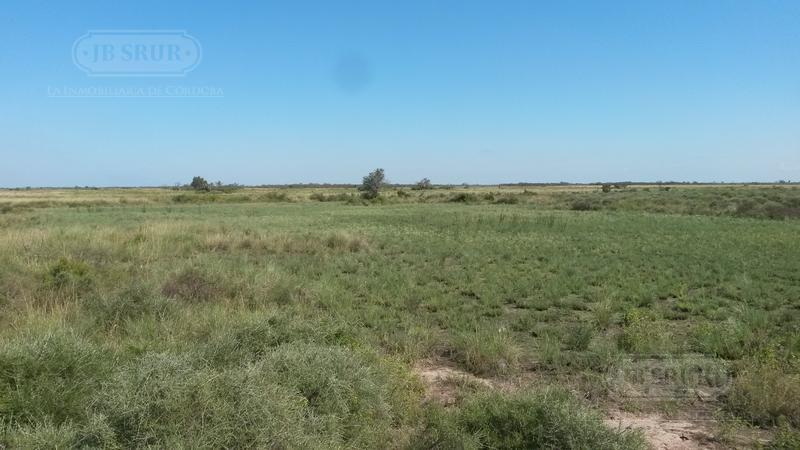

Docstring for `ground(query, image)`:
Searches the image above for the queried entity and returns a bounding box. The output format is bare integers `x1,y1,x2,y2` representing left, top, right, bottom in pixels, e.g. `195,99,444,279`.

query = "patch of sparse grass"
451,327,521,376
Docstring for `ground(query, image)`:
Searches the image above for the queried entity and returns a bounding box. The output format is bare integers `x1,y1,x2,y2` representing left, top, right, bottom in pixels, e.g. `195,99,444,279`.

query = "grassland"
1,185,799,448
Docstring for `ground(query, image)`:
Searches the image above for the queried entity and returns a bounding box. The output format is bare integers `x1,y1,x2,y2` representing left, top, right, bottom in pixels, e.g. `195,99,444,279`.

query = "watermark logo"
72,30,202,76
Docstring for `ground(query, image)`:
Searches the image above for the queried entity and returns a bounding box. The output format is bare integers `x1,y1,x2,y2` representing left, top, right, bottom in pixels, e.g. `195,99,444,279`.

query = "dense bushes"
94,352,318,448
0,331,108,426
558,187,800,219
0,340,422,448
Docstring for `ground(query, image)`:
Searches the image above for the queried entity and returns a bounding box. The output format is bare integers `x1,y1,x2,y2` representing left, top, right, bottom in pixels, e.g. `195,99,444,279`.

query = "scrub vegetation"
0,183,798,448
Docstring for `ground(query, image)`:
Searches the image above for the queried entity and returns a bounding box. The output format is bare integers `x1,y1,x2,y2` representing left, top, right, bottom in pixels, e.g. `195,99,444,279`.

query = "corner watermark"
605,354,733,422
50,29,223,98
72,30,201,76
47,85,223,98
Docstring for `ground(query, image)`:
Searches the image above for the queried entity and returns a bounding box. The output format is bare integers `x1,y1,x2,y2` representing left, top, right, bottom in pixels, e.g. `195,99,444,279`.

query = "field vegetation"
0,183,798,448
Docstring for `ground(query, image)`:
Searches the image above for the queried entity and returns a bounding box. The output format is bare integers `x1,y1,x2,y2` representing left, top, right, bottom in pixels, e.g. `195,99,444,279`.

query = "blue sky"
1,0,798,186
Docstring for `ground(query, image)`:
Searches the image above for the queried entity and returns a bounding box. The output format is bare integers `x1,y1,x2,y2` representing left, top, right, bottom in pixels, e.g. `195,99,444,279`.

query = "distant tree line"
179,174,797,197
184,170,438,200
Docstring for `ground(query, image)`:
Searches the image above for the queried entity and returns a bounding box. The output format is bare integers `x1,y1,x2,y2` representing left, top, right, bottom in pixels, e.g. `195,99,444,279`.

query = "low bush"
725,358,800,427
454,389,645,449
172,193,222,203
494,195,520,204
43,258,93,292
692,320,748,359
161,268,221,303
565,323,595,351
769,424,800,449
451,328,521,376
618,309,675,355
448,193,480,203
324,232,369,252
84,281,175,330
0,414,118,449
92,345,419,448
571,199,600,211
201,313,362,367
0,331,108,425
94,352,317,448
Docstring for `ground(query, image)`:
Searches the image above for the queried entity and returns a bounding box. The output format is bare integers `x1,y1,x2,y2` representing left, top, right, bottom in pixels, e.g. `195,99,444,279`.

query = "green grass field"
1,185,799,448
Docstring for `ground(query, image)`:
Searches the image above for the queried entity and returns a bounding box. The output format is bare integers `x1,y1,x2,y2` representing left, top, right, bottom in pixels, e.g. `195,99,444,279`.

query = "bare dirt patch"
414,360,495,406
604,411,719,449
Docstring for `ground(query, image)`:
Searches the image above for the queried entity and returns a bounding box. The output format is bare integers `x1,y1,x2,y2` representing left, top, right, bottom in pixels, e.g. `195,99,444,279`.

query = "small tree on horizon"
190,176,210,192
359,168,385,199
414,178,432,190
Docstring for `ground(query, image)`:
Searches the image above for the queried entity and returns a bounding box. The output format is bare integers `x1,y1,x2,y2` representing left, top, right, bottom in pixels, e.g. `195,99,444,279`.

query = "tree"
190,176,210,192
414,178,432,190
358,168,385,199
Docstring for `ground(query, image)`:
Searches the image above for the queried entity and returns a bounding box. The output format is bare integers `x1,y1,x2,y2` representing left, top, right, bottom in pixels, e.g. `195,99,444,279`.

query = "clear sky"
1,0,798,186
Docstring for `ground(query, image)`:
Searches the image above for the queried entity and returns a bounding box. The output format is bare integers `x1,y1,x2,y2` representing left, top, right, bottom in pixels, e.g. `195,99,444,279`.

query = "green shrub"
452,328,521,376
0,331,107,425
726,359,800,427
692,320,748,359
539,333,564,368
764,202,800,220
258,343,410,445
43,258,93,292
202,313,362,367
410,405,481,450
571,199,600,211
94,352,319,448
565,323,595,351
84,281,175,330
96,344,419,447
0,414,119,449
619,309,675,355
456,389,645,449
448,193,479,203
593,300,615,329
324,231,369,252
768,423,800,449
